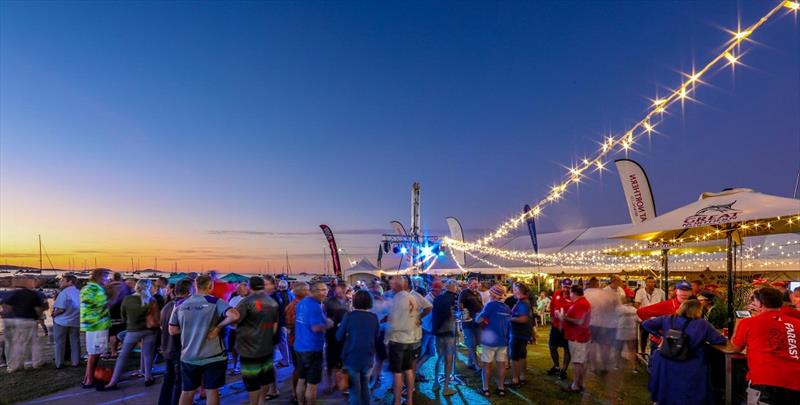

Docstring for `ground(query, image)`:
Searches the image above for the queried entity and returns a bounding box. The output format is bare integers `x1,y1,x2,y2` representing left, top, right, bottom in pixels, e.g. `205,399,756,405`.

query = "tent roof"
612,188,800,242
346,258,379,272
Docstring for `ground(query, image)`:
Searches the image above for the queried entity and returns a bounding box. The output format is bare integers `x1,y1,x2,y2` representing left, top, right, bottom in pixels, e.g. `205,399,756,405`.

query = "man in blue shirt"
475,284,512,397
509,283,533,387
293,281,332,405
52,275,81,368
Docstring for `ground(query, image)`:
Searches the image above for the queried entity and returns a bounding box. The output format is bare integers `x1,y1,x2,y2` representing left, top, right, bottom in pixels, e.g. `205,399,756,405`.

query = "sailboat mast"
39,234,43,270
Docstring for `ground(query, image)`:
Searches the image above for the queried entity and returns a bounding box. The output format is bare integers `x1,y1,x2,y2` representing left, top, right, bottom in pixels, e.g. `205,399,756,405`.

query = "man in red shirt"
208,271,237,302
558,285,591,393
731,287,800,404
547,278,573,380
636,280,692,322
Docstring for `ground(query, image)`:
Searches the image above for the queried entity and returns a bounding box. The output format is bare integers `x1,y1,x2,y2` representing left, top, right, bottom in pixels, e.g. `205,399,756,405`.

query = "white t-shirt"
615,304,638,341
480,290,490,306
228,295,244,329
634,288,665,307
584,288,620,328
387,291,419,345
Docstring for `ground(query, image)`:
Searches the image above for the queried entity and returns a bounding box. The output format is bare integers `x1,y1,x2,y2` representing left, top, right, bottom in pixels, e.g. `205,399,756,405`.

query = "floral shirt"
80,282,111,332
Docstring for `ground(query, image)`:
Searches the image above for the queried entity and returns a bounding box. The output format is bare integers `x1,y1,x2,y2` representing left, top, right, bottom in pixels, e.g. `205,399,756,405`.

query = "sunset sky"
1,1,798,273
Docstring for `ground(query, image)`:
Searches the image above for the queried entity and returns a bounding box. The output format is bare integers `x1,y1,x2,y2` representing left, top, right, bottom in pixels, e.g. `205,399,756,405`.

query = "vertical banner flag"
389,220,408,236
523,205,539,254
377,244,383,269
614,159,658,224
445,217,467,266
319,225,342,279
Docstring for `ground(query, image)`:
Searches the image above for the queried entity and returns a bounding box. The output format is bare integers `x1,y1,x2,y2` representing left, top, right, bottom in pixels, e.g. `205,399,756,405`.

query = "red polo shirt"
732,311,800,392
550,290,572,330
780,305,800,321
636,297,681,321
210,279,237,302
564,296,592,343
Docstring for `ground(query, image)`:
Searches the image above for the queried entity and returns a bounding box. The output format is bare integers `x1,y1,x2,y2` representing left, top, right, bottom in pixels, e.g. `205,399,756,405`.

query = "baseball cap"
561,278,573,287
674,280,692,291
249,276,265,290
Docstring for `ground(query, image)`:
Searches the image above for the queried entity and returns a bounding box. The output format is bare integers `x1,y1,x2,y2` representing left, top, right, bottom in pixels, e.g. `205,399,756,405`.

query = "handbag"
145,300,160,329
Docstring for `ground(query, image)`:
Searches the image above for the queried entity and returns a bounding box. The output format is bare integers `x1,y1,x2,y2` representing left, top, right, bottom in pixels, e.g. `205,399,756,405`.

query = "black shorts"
109,322,125,339
549,327,569,348
295,351,323,385
375,330,388,361
325,336,343,369
509,338,529,361
180,359,227,391
388,341,420,373
240,355,275,392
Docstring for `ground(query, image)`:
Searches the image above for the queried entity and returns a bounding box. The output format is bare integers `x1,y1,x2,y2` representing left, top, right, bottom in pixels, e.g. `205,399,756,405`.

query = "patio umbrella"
221,273,250,283
612,188,800,334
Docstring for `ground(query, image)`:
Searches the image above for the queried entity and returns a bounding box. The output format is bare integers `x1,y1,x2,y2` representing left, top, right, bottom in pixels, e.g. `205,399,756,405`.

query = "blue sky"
1,1,798,271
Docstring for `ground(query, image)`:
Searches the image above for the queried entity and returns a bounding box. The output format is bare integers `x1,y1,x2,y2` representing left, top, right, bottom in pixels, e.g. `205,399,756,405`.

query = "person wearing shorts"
475,284,512,397
293,282,331,405
386,276,420,405
509,283,534,387
548,279,573,380
80,269,111,388
431,279,459,396
169,275,240,405
234,276,279,404
560,285,592,393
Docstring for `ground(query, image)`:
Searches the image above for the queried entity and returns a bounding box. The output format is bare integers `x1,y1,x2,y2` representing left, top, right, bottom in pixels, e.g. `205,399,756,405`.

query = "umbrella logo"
682,201,741,228
694,201,741,215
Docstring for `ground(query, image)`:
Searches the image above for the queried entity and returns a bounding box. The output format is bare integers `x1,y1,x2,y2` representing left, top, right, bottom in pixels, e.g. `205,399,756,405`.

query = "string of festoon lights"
448,215,800,266
444,1,800,263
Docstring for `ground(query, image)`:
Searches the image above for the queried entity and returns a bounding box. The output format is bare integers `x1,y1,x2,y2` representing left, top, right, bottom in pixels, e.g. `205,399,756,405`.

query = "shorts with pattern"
85,330,109,355
240,355,274,392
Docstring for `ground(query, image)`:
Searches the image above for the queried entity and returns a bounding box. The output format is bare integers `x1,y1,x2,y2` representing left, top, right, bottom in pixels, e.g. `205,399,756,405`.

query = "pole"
39,235,43,270
661,249,669,292
726,231,735,336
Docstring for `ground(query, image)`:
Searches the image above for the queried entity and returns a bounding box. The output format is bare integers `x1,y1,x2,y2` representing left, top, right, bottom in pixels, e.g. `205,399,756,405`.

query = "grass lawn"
383,326,652,405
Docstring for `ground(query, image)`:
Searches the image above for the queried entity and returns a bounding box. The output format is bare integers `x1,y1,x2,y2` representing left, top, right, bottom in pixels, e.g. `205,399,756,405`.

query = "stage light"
399,246,408,255
785,1,800,11
420,245,433,257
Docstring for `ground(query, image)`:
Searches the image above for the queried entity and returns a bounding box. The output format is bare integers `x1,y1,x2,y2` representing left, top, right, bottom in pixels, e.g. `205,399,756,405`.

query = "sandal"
496,388,507,397
561,386,583,393
481,389,491,397
508,381,521,389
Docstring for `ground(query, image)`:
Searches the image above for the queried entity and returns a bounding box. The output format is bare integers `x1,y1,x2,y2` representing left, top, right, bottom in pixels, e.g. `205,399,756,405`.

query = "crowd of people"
1,270,800,405
544,276,800,404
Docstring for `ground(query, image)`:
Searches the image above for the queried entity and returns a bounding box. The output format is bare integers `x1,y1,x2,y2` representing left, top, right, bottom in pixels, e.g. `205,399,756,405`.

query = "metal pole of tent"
661,249,669,292
726,231,735,337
